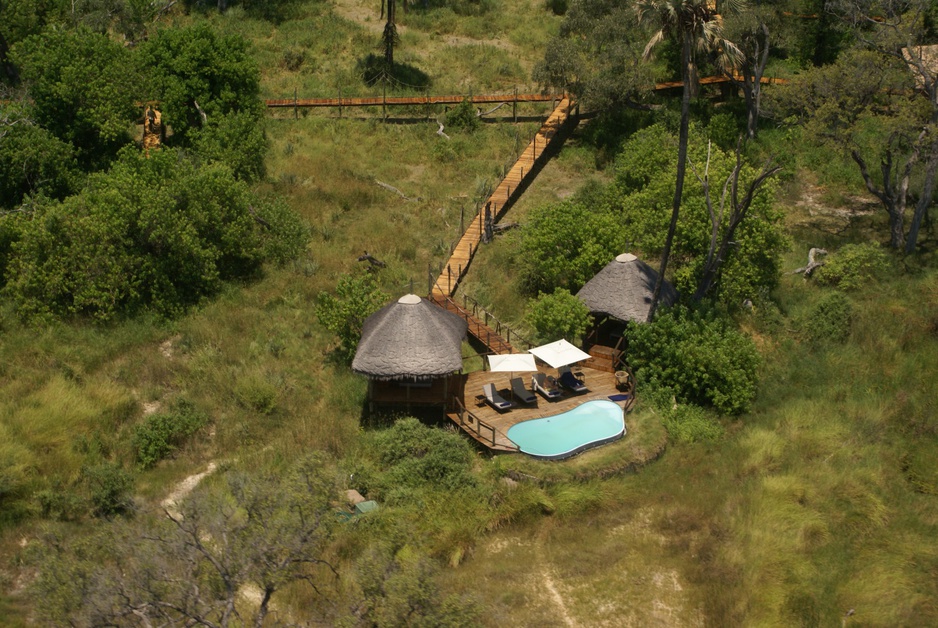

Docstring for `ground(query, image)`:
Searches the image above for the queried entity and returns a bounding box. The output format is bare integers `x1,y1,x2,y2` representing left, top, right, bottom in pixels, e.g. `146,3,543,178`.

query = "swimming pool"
507,399,626,460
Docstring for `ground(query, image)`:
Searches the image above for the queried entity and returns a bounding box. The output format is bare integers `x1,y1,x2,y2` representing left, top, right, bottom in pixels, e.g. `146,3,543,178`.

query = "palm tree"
636,0,744,320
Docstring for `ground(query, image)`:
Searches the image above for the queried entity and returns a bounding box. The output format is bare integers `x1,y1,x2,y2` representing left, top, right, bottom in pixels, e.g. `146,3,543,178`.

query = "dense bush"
2,148,307,321
445,98,480,133
316,271,388,363
801,291,853,344
525,288,591,344
612,123,787,307
628,305,761,415
0,116,81,208
815,243,891,291
361,418,477,501
132,399,207,469
82,462,135,517
518,192,626,294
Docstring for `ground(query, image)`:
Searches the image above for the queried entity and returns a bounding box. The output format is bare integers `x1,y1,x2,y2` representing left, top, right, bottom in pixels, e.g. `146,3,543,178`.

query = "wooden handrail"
453,396,499,446
461,294,533,349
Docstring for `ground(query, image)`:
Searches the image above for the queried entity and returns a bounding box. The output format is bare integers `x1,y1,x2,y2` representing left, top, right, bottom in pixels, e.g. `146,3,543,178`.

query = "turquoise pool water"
507,399,625,460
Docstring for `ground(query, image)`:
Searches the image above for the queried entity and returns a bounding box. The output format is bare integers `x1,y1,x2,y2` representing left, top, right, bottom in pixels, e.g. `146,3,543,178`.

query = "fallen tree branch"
436,120,450,140
374,179,420,202
491,222,519,234
357,251,387,269
791,247,828,277
477,102,507,117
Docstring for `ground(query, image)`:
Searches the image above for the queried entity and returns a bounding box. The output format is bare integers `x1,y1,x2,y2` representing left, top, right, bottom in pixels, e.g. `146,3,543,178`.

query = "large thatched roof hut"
352,295,467,410
577,253,677,323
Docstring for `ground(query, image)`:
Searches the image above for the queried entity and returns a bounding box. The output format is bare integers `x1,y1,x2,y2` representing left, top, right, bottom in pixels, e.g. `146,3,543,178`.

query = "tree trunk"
906,133,938,253
648,33,693,322
851,149,907,249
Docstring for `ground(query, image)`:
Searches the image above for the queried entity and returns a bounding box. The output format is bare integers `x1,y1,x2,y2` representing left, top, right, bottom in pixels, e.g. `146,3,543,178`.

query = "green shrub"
234,375,278,414
525,288,591,344
662,404,725,444
317,271,388,363
132,399,207,469
628,306,760,415
36,487,87,521
815,243,890,291
365,418,477,500
82,462,134,518
445,98,480,133
801,291,853,344
545,0,568,15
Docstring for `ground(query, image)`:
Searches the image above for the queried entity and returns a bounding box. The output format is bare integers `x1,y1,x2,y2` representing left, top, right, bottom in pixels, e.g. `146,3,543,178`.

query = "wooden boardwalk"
430,294,515,355
430,97,575,300
654,73,788,90
265,92,559,109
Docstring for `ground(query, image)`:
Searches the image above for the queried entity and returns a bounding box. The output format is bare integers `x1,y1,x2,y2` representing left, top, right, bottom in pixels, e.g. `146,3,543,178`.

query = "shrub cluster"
816,243,891,291
628,305,761,415
525,288,591,344
132,400,207,469
800,291,853,344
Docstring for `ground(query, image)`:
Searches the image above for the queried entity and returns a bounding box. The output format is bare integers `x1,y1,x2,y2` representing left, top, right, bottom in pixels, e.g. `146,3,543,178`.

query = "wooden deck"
654,73,789,90
430,294,515,355
445,366,632,452
430,97,575,299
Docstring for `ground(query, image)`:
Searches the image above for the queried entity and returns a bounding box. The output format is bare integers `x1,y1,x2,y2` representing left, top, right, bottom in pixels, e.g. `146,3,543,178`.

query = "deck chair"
558,365,588,393
510,377,536,404
483,382,512,411
532,372,562,400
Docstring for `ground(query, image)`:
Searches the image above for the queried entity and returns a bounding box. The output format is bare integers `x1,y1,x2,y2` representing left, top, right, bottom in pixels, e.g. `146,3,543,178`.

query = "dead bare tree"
689,139,781,301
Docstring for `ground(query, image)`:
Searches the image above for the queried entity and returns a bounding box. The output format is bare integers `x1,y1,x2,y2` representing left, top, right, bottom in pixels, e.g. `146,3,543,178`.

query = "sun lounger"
510,377,536,404
483,382,512,411
558,366,588,393
532,372,562,399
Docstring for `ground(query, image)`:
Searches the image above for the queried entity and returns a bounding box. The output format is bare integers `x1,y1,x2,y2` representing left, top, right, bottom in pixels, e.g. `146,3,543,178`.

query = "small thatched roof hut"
352,294,467,381
576,253,677,323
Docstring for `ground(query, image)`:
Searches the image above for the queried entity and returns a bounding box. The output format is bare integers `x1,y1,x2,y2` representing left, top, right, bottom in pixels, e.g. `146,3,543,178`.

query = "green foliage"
544,0,568,16
0,114,81,208
525,288,590,344
316,271,388,362
132,399,207,469
800,291,853,345
353,545,481,628
518,193,626,294
4,148,305,321
363,418,477,501
139,23,263,143
662,404,725,444
82,462,135,517
10,26,138,169
612,123,787,306
815,243,891,291
628,305,761,415
444,98,480,133
188,110,268,182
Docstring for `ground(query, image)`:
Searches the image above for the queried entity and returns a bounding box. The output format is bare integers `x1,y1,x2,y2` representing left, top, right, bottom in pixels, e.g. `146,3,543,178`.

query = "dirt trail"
536,526,578,628
161,462,217,518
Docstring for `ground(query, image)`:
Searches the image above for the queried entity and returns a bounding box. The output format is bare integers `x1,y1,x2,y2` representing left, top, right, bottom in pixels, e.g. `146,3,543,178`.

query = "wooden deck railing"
459,294,533,351
453,396,506,449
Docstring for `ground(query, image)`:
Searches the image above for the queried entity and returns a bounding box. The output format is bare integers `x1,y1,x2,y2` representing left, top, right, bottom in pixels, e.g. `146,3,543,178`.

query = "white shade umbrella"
528,339,591,369
487,353,538,373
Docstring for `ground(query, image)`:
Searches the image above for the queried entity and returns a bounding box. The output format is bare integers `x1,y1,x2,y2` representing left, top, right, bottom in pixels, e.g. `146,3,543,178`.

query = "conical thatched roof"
576,254,677,322
352,294,468,380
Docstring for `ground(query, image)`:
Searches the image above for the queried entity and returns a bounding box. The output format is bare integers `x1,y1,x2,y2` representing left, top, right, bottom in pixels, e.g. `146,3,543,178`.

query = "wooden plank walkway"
430,97,575,301
430,294,514,355
654,74,789,90
265,92,559,108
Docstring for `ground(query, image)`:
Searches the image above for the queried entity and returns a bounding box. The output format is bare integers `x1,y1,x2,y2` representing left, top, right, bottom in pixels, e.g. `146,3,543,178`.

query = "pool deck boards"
445,366,631,452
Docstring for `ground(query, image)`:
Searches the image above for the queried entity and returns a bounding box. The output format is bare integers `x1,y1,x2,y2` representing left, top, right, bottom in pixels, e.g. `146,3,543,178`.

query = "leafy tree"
317,272,388,362
518,194,626,295
30,455,340,627
0,109,81,208
636,0,745,320
767,45,931,251
4,148,306,321
10,26,138,169
525,288,591,344
535,0,652,110
612,123,786,307
139,23,263,143
188,109,268,182
628,304,760,415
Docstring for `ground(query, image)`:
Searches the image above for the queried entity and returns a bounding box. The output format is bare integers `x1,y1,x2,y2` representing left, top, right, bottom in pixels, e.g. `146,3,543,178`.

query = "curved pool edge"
506,399,628,460
514,425,627,460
